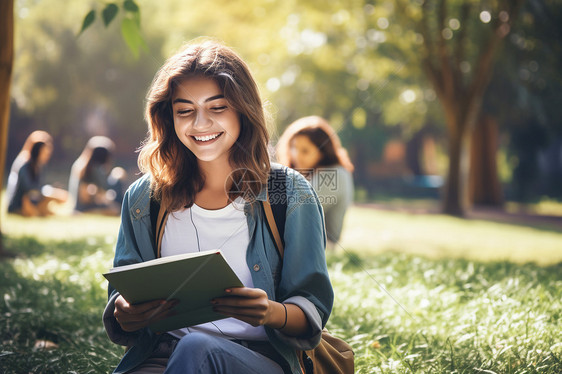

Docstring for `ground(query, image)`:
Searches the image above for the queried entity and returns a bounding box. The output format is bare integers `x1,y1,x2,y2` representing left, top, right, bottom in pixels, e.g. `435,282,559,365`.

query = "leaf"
123,0,139,13
78,10,96,36
102,3,119,27
120,17,147,58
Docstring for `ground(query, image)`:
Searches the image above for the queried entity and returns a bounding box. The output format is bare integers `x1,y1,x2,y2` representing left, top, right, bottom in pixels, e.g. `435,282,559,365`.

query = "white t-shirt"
161,197,267,341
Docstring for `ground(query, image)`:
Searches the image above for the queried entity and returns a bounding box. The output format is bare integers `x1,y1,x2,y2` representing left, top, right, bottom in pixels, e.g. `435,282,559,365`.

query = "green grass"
1,209,561,373
0,235,122,373
341,206,562,265
328,252,562,373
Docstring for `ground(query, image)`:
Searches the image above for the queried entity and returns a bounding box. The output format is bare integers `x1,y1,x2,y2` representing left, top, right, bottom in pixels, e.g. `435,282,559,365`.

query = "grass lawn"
1,208,561,373
341,206,562,265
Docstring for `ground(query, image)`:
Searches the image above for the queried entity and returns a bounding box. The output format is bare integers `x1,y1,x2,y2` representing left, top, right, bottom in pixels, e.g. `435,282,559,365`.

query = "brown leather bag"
262,197,355,374
297,329,355,374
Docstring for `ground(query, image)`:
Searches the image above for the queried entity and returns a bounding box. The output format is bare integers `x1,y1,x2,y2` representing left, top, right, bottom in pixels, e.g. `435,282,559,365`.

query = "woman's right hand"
114,295,178,332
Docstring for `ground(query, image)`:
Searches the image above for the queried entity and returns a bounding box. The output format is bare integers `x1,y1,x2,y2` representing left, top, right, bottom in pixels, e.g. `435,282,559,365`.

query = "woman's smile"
191,131,224,144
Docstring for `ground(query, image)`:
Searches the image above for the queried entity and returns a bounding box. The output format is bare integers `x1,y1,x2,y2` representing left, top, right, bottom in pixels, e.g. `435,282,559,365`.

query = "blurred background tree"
0,0,14,254
391,0,524,215
2,0,562,227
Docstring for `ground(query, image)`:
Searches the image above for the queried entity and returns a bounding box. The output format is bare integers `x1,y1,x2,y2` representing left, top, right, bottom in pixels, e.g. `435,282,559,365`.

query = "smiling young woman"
103,40,333,374
170,76,243,209
138,42,271,213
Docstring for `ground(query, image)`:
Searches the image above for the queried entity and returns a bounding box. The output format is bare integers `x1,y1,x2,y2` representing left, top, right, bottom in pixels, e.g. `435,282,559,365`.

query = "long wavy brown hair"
138,39,270,211
276,116,354,172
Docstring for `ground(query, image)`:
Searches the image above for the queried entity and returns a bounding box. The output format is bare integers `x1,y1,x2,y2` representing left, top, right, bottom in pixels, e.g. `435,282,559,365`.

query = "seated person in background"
6,130,68,217
68,136,126,215
276,116,354,249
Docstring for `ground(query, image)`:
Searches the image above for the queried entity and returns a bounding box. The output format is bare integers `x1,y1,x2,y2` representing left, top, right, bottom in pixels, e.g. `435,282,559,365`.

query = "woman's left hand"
211,287,282,328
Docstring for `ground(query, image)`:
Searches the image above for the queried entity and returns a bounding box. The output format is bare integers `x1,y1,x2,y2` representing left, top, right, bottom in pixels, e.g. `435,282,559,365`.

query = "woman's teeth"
194,133,221,142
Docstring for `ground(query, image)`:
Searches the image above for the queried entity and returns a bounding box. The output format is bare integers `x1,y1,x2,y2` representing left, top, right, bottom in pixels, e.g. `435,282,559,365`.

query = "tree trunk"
442,125,469,216
0,0,15,255
469,115,503,206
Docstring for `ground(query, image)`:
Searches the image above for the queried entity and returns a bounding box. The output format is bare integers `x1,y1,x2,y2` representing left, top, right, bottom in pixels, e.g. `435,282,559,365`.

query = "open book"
103,250,243,333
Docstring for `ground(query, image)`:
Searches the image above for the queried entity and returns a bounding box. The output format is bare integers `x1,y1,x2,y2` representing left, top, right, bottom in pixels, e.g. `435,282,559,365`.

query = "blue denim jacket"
102,164,334,374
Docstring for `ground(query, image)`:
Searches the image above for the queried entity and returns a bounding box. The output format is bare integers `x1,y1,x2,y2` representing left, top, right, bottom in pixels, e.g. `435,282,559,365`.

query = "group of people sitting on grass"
6,117,354,248
5,131,126,217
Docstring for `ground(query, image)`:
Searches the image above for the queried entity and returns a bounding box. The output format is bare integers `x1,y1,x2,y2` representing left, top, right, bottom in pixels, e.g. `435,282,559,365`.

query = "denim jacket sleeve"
271,167,334,349
102,174,156,347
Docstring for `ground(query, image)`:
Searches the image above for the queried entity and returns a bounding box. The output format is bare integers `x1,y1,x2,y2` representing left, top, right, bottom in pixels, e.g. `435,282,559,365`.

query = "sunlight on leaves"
121,17,147,59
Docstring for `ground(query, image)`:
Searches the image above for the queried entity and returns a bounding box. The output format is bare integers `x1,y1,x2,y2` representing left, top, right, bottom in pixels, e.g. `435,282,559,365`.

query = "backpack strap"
263,197,284,259
155,203,168,258
261,167,288,259
149,195,160,257
150,194,169,259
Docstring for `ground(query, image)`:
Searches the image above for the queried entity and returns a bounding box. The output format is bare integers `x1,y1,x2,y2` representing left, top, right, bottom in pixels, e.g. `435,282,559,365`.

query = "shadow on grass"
362,201,562,235
2,234,113,259
465,211,562,236
330,250,562,288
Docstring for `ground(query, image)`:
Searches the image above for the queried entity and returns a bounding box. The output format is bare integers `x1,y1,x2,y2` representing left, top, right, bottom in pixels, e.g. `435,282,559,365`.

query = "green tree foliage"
7,0,561,213
79,0,146,57
11,1,160,167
